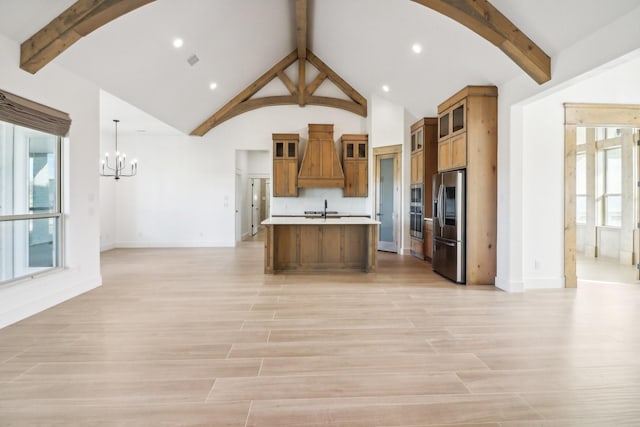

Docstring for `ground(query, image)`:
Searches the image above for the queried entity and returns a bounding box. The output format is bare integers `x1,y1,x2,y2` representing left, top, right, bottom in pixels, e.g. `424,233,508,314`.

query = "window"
596,127,622,141
599,146,622,227
0,121,62,283
576,152,587,224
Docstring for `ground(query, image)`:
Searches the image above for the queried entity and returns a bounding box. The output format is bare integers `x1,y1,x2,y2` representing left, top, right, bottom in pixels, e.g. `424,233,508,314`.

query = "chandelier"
100,119,137,180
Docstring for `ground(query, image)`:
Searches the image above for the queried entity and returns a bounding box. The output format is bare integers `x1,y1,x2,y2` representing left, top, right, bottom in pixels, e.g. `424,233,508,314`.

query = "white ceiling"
1,0,640,136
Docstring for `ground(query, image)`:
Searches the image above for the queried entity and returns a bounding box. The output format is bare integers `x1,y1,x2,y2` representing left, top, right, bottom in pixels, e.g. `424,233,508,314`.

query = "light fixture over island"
262,216,380,274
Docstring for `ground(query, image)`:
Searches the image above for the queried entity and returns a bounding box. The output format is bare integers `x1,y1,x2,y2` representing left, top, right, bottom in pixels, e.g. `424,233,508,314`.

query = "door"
250,178,261,236
637,128,640,280
378,157,394,251
373,145,402,253
235,173,242,242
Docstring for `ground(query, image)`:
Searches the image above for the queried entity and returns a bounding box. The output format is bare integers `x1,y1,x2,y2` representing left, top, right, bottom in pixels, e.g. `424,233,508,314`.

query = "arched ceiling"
2,0,639,135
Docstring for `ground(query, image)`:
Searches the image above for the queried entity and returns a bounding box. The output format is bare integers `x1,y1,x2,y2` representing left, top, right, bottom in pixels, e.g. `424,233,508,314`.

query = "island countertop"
262,217,380,225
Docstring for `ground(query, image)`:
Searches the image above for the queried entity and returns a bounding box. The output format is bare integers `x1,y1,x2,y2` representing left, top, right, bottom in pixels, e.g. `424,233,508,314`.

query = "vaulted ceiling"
1,0,640,135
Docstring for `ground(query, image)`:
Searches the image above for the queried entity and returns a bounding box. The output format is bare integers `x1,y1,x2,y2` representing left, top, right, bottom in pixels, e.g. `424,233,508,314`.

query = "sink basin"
304,210,339,218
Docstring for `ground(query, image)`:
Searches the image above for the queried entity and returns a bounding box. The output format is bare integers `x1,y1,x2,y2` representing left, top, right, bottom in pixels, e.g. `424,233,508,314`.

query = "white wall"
103,105,367,248
520,54,640,289
496,5,640,291
99,125,116,251
0,33,101,327
370,94,412,253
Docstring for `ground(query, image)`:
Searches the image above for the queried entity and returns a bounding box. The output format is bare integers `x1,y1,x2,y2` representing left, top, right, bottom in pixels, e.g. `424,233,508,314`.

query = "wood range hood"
297,124,345,188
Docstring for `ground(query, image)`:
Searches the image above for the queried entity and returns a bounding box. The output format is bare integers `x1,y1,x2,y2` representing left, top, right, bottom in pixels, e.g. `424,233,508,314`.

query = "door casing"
373,145,402,253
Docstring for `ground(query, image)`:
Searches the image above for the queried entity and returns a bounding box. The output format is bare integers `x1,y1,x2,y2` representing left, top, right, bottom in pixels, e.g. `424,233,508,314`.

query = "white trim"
495,275,524,292
0,273,101,328
100,243,116,252
114,240,235,248
523,276,565,290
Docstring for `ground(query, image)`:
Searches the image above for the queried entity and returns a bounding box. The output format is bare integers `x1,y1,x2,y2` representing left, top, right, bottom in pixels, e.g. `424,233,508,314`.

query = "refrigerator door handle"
437,184,444,228
436,239,456,247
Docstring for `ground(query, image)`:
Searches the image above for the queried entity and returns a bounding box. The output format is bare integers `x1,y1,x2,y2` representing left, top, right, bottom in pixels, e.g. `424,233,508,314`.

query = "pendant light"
100,119,138,180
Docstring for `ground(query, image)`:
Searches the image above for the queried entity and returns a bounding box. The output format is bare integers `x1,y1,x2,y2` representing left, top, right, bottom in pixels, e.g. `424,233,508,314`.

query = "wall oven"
409,183,423,239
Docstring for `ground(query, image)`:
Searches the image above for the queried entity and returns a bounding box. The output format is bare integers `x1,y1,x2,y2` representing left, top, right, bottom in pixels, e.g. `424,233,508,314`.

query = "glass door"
377,157,395,252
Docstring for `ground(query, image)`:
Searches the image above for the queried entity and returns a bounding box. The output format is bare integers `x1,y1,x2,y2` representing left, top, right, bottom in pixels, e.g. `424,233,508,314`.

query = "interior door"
375,152,399,252
250,178,261,236
637,128,640,280
235,173,242,242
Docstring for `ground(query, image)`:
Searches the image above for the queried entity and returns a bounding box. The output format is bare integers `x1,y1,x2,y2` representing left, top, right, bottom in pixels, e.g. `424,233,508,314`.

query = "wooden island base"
263,219,379,274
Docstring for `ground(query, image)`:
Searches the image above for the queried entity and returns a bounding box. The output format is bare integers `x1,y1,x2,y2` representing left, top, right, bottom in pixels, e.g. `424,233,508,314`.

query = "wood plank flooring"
1,243,640,426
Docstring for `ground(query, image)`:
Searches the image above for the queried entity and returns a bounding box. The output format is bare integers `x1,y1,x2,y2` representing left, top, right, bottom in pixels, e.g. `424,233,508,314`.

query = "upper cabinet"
341,134,368,197
272,133,299,197
437,86,497,172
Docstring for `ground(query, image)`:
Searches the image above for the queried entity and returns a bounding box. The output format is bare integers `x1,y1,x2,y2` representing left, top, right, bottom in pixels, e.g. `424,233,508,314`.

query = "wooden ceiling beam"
411,0,551,84
190,50,368,135
296,0,308,60
204,96,298,129
306,50,367,108
20,0,155,74
296,0,308,106
308,96,367,117
306,72,327,96
191,50,298,136
277,71,297,95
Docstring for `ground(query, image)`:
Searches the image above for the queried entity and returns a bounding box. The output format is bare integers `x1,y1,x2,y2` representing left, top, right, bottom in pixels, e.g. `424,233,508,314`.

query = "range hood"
298,124,345,188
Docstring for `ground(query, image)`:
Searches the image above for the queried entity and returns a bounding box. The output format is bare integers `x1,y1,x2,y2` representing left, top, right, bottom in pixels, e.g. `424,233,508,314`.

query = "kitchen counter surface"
263,217,380,225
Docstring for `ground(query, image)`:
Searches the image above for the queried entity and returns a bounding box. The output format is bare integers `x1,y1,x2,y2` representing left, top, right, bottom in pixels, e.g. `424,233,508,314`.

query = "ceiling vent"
298,124,345,188
187,54,199,66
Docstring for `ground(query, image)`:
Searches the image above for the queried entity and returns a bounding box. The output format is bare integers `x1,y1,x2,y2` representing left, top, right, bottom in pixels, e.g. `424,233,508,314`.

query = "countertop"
262,217,380,225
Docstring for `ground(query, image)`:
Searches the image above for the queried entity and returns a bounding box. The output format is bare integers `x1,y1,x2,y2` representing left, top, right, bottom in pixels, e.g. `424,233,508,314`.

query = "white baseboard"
100,243,116,252
114,240,235,248
495,275,524,292
0,272,101,329
523,276,565,289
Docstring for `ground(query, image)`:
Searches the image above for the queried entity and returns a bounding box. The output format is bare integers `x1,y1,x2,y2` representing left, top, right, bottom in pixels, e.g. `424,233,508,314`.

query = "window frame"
0,122,64,285
596,140,622,228
575,150,587,225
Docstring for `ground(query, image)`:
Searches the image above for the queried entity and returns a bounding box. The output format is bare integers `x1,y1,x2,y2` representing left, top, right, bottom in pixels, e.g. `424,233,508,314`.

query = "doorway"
249,177,270,238
373,145,402,253
564,103,640,286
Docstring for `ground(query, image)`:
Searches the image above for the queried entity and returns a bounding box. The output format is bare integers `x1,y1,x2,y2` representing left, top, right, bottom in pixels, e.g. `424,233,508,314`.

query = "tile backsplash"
270,188,370,215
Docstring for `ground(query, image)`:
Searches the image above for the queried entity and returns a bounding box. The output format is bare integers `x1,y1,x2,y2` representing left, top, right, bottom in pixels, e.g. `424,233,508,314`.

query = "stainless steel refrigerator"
432,170,466,284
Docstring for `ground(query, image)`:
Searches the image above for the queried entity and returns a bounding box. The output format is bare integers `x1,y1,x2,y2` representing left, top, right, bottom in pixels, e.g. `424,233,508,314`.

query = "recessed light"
412,43,422,54
209,82,218,90
382,85,390,93
173,38,184,48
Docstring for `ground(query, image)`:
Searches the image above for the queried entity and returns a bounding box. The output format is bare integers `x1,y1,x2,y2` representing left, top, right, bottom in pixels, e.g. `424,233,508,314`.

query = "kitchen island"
262,217,380,274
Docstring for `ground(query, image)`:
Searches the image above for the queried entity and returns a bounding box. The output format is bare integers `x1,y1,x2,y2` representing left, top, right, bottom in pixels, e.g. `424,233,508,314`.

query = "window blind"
0,89,71,136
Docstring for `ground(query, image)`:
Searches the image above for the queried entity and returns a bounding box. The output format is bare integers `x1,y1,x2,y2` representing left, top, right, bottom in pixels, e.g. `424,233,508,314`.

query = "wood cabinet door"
415,150,424,184
424,221,433,260
438,140,451,171
273,159,298,197
450,133,467,169
343,161,368,197
410,154,417,183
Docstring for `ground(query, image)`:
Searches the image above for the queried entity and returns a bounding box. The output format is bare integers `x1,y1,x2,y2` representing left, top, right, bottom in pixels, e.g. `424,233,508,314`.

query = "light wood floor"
1,244,640,426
